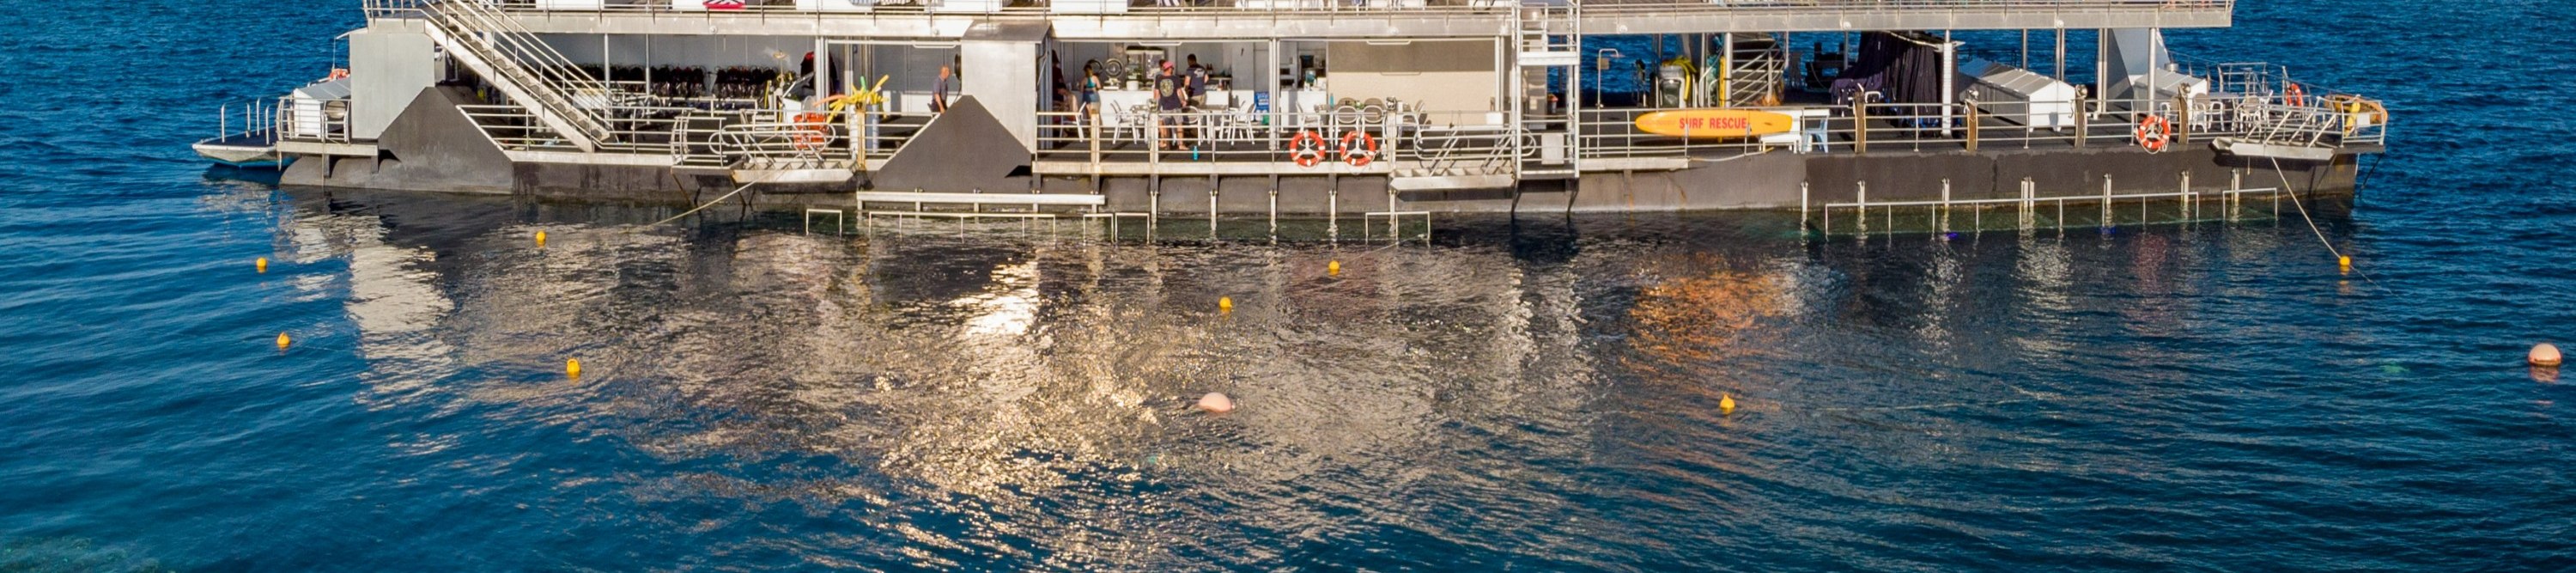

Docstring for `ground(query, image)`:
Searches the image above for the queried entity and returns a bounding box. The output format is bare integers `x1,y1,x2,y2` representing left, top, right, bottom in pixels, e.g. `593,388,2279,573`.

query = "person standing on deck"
932,65,952,114
1156,60,1185,150
1185,55,1211,143
1186,54,1209,108
1080,60,1103,143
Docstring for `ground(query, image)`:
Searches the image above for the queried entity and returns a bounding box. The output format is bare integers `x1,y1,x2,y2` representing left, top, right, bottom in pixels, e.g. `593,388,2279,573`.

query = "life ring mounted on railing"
2133,115,2172,153
2282,82,2307,107
1290,130,1327,168
1336,131,1378,168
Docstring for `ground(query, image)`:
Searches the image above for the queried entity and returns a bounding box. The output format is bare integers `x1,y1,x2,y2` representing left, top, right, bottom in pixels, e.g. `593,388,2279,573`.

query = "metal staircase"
416,0,625,152
1513,0,1579,180
1719,34,1785,107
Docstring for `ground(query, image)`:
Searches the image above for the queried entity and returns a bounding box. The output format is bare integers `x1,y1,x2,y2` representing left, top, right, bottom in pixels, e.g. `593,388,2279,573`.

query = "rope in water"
2267,155,2390,294
642,179,760,229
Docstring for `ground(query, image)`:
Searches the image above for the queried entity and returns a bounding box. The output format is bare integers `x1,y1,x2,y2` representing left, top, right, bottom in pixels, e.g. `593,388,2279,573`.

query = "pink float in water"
1195,393,1236,414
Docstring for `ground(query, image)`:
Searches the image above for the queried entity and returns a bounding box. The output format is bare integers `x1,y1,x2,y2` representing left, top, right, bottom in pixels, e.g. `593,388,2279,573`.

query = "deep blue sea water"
3,0,2573,570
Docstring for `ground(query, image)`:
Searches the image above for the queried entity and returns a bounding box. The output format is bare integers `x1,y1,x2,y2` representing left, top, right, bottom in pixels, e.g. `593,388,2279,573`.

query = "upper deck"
370,0,2232,40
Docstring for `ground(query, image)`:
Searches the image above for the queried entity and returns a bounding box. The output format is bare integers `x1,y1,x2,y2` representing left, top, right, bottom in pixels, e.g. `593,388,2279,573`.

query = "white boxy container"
1961,59,2076,130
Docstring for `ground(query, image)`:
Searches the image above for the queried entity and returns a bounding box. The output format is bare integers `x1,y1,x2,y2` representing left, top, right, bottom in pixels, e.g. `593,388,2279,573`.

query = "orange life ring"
792,112,832,149
2133,115,2172,153
1290,131,1327,168
1336,131,1378,168
2282,83,2306,106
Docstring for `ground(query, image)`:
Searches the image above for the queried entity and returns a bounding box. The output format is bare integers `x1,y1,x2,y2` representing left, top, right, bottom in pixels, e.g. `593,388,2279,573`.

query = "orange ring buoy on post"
2133,115,2172,153
2282,83,2306,106
792,112,833,149
1337,131,1378,168
1290,130,1327,168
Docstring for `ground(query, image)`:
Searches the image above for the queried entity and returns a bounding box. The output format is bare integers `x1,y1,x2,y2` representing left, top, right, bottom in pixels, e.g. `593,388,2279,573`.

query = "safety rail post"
2181,171,2193,222
1853,101,1869,154
2172,94,2191,144
2015,178,2031,231
2100,174,2113,228
1799,180,1810,235
1855,180,1868,237
1964,102,1979,153
2228,170,2242,222
1938,178,1951,235
2073,93,2088,149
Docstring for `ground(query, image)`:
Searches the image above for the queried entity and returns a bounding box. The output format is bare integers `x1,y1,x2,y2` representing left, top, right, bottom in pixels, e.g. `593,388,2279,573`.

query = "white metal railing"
446,92,2373,176
356,0,2221,16
216,98,285,144
1571,88,2384,162
1581,0,2231,14
1035,107,1427,169
459,100,932,170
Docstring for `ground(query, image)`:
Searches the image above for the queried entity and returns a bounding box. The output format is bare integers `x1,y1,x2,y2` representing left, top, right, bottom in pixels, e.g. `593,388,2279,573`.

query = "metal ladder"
1722,35,1785,107
1512,0,1579,180
416,0,623,151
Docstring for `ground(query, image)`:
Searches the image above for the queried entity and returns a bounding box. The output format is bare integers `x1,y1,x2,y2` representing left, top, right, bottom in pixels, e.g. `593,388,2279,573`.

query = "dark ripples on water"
2,0,2573,570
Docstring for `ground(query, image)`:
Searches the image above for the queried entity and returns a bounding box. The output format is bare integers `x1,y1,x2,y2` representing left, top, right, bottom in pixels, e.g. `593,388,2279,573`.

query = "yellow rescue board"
1632,109,1798,138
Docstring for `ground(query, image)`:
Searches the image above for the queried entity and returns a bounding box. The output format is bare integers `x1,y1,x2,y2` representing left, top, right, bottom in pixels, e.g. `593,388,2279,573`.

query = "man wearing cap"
1156,60,1186,150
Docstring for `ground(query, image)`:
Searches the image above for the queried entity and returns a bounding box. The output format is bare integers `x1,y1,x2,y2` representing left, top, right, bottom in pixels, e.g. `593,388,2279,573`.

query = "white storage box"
289,79,353,138
1961,59,2075,129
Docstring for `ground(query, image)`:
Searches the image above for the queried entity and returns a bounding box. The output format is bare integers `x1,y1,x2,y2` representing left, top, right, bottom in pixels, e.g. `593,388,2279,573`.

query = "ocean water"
3,0,2573,570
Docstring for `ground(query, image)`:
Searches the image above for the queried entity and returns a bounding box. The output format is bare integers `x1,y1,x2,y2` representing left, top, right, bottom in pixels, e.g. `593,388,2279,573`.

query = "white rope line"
642,179,759,229
2267,155,2389,294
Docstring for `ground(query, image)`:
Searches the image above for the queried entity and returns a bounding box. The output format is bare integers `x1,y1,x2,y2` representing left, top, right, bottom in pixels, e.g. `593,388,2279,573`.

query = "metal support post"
2100,174,2113,228
1799,181,1811,235
1856,180,1868,236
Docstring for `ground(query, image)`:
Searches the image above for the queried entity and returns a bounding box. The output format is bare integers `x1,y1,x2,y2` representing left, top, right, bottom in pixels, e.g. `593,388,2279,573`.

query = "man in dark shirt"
932,65,951,114
1186,54,1210,107
1156,60,1185,150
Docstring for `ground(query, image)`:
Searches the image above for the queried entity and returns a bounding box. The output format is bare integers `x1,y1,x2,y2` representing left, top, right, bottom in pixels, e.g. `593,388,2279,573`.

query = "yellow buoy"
255,257,269,273
275,332,291,350
1719,393,1737,415
2338,255,2352,274
567,358,583,378
1327,260,1341,276
2534,343,2564,368
534,231,548,248
1218,297,1234,314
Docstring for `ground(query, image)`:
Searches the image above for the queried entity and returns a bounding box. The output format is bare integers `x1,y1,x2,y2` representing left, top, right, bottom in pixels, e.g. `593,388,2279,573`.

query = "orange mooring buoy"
2533,343,2564,368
